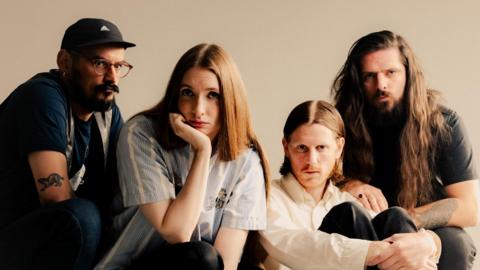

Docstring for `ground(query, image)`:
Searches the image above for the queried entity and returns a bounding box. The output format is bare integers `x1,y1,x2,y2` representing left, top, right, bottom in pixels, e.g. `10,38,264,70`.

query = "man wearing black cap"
0,18,135,269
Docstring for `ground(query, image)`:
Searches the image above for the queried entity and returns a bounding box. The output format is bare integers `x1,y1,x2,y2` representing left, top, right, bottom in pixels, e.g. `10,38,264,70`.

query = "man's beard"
364,99,405,128
68,68,120,112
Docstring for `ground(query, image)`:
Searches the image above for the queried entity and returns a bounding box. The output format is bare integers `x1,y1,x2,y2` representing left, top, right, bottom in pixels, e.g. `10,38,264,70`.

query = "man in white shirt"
259,100,439,270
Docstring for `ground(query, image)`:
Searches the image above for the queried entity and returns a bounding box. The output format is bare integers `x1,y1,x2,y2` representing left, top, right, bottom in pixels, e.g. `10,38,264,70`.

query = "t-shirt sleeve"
221,150,267,230
16,80,68,157
437,110,478,185
116,117,176,207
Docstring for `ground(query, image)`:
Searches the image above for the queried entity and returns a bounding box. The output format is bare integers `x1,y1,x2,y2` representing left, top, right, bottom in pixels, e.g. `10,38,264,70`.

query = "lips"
374,90,391,101
303,167,321,174
376,95,390,102
189,120,208,128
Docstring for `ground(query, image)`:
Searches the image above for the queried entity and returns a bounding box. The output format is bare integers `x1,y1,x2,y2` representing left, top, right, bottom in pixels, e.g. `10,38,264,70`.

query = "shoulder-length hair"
279,100,345,184
139,43,270,194
331,30,449,209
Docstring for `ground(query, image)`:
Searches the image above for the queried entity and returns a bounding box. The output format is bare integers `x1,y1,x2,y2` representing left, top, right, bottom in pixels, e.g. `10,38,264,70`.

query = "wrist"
339,178,363,190
420,229,441,263
194,147,212,158
365,241,390,266
192,141,212,154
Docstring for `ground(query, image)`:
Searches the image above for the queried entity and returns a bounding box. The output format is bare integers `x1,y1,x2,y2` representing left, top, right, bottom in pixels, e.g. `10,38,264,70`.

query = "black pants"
320,202,477,270
128,241,264,270
320,202,417,240
129,241,223,270
320,202,417,270
0,198,101,270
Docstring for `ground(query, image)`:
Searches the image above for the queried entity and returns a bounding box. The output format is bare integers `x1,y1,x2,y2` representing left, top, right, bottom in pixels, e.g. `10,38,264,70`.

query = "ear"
335,137,345,159
57,49,72,74
282,137,290,158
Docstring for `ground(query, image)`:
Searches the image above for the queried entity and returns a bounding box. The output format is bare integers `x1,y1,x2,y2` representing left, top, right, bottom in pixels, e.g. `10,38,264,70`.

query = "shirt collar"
279,173,337,206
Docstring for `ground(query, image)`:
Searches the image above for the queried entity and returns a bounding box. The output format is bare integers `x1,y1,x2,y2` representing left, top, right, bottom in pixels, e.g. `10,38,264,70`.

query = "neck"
71,100,93,121
305,181,329,203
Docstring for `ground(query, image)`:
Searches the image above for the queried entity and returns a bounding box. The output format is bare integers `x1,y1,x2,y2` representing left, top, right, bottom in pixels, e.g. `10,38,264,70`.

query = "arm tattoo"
415,198,458,229
37,173,64,191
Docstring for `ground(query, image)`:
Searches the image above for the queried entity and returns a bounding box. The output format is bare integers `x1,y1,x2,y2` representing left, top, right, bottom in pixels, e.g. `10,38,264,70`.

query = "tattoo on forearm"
415,199,458,229
38,173,64,191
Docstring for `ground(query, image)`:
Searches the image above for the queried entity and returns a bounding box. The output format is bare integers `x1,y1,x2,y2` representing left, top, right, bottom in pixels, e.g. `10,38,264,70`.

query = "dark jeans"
320,202,417,270
0,198,101,270
433,226,476,270
320,202,477,270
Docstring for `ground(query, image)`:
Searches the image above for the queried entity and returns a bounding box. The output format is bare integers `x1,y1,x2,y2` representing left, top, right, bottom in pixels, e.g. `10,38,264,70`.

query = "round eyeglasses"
70,50,133,78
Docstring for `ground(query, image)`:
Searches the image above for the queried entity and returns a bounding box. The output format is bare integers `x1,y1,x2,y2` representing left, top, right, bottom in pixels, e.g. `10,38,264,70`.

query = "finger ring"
358,193,363,198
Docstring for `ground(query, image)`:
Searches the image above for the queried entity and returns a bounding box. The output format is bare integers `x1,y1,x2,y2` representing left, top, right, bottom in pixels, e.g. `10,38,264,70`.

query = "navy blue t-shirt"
0,70,122,229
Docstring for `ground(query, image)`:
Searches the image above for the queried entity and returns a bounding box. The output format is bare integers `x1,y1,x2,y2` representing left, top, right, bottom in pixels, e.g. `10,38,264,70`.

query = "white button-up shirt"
259,173,373,270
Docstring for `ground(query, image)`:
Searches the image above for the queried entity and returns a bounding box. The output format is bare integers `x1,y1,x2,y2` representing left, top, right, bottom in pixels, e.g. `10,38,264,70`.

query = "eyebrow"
179,84,219,91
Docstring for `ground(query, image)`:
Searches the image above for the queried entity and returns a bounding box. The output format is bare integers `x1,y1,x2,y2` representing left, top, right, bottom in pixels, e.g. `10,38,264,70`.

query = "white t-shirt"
96,115,267,269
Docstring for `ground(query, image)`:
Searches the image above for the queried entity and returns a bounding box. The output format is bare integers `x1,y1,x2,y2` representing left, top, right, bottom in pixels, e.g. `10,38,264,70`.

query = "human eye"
386,70,397,76
113,62,127,70
207,91,220,99
94,59,109,68
317,145,328,151
179,88,194,97
296,144,308,153
362,73,375,82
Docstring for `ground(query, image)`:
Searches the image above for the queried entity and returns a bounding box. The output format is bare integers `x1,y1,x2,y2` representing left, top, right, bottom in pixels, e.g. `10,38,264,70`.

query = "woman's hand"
169,113,211,153
342,179,389,212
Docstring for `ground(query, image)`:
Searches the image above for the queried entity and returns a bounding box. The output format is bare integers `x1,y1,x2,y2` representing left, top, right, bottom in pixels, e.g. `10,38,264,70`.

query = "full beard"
364,99,406,128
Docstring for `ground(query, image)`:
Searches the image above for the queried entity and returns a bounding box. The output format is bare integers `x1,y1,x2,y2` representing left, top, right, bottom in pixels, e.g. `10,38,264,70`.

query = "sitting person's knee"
376,206,408,220
53,198,102,249
330,201,367,216
435,227,476,268
184,241,223,270
59,199,101,229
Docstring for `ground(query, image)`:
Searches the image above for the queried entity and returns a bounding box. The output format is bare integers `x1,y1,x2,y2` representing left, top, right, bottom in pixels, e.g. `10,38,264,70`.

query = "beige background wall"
1,0,479,268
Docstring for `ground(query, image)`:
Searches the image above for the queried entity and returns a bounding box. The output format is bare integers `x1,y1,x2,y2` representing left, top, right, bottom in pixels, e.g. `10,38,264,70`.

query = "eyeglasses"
69,50,133,78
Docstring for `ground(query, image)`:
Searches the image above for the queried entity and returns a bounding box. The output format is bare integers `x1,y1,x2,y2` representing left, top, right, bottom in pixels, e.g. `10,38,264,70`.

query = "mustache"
303,166,321,172
375,89,390,98
94,83,120,93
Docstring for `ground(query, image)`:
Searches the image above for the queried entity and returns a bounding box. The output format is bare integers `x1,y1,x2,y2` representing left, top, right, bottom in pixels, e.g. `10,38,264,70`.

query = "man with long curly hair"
332,30,479,270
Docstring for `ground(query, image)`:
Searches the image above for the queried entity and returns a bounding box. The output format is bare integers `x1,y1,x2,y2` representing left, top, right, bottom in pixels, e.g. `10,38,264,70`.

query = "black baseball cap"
61,18,135,50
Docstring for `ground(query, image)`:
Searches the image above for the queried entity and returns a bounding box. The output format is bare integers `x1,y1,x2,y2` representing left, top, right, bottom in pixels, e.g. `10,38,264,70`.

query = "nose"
376,73,388,90
306,150,319,165
192,96,206,118
103,65,119,85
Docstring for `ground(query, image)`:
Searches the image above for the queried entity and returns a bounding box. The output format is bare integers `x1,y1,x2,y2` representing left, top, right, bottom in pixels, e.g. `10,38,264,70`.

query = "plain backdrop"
1,0,479,268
